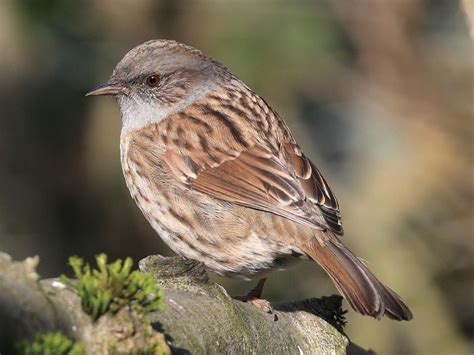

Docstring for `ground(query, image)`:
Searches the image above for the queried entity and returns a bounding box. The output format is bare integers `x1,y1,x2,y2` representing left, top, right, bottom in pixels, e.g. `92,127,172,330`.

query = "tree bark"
0,252,372,354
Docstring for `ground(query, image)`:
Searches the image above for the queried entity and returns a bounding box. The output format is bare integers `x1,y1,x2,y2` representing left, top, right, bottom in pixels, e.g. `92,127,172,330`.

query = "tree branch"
0,252,372,354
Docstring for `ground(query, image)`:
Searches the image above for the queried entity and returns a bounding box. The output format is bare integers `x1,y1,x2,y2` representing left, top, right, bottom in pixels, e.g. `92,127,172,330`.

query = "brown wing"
192,145,327,230
283,142,343,235
160,92,343,234
163,141,342,234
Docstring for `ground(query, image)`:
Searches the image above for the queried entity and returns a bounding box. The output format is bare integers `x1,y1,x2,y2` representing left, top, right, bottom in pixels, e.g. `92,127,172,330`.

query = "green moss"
17,332,84,355
60,254,164,320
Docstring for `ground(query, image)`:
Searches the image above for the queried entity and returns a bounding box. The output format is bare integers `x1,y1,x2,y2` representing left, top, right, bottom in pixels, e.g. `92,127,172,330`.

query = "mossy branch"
0,252,372,354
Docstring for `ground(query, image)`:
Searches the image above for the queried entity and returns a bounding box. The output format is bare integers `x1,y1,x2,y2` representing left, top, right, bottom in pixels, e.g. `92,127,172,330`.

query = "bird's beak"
85,82,127,97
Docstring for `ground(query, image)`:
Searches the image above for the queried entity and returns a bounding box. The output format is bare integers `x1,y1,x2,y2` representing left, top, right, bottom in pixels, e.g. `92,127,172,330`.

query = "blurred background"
0,0,472,353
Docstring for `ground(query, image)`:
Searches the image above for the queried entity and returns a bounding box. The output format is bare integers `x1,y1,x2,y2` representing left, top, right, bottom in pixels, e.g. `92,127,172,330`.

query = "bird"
86,39,413,321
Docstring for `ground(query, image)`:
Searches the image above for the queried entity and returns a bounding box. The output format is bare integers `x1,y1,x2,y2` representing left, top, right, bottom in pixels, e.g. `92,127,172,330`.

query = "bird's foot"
234,295,274,315
232,278,277,320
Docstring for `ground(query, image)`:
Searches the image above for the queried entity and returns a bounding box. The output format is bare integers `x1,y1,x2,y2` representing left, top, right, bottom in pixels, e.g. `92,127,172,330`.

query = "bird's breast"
119,129,307,279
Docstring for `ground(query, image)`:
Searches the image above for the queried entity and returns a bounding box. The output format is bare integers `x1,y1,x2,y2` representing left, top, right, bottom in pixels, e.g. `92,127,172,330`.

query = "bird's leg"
233,278,274,317
246,278,267,299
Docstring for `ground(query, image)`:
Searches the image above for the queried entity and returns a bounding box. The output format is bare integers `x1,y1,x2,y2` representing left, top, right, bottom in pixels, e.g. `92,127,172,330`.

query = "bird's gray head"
87,40,226,132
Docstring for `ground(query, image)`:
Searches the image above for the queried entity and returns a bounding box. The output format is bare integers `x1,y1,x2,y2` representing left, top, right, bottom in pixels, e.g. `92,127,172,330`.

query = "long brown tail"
305,240,413,320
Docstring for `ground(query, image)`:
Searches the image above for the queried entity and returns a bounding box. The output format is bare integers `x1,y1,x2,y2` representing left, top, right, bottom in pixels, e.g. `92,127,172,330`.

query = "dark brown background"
0,1,472,354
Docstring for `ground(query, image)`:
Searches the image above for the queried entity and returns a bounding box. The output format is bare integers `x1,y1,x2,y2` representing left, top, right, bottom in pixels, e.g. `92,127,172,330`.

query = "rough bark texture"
0,252,372,354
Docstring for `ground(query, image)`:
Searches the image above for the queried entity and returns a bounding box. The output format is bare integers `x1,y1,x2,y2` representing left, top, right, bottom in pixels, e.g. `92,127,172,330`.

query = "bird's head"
87,39,226,132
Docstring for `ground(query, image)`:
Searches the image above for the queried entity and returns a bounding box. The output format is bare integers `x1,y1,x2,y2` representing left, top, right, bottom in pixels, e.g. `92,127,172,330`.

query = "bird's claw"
234,295,277,320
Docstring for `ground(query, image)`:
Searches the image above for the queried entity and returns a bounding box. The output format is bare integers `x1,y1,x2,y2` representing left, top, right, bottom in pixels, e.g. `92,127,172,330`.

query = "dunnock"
87,40,412,321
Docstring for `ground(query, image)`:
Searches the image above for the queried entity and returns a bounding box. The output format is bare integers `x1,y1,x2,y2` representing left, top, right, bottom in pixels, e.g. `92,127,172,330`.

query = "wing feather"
192,147,324,229
159,94,343,234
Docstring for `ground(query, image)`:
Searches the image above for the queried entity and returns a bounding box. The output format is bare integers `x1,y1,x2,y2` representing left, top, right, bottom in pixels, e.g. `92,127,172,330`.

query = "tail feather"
305,240,413,321
378,286,414,321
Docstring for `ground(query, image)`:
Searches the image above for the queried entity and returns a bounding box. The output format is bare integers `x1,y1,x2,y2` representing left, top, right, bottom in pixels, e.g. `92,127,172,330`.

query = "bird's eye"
145,75,160,87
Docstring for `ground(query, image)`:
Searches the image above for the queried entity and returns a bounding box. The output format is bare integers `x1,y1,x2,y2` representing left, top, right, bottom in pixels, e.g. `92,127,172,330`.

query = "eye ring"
145,74,160,87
